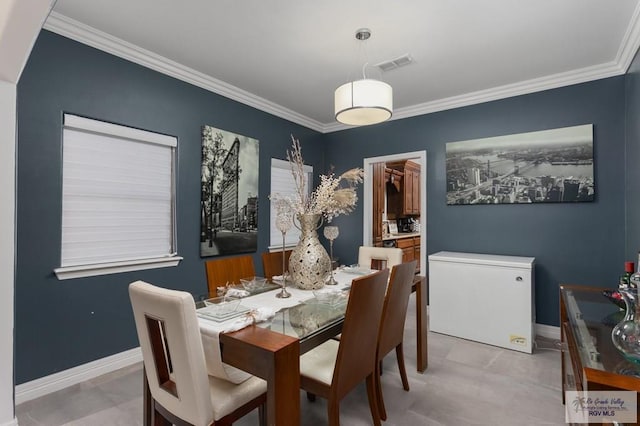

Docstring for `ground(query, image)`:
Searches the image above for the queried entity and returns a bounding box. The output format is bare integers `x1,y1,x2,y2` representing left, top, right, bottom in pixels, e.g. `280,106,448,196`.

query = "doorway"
363,151,427,274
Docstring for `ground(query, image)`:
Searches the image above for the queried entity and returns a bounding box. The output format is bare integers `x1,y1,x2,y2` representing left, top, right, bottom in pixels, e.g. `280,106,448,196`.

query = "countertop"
382,232,420,241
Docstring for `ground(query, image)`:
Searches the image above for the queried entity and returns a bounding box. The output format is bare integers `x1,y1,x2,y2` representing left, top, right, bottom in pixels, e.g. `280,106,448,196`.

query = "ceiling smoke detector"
376,54,414,72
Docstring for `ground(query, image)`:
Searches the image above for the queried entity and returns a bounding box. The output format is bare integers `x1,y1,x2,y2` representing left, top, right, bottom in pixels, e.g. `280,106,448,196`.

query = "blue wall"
15,31,324,384
626,50,640,260
323,78,626,328
15,29,631,383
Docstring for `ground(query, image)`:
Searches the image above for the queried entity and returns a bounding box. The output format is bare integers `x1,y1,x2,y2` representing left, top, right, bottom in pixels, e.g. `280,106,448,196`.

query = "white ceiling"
46,0,640,133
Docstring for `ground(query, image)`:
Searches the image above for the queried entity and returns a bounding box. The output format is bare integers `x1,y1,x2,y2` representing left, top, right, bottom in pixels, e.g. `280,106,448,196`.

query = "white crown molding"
616,0,640,72
42,12,325,133
15,347,142,405
45,9,640,135
393,61,624,120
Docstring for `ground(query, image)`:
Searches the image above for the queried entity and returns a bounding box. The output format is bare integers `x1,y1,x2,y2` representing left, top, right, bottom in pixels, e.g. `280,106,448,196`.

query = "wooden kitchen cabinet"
386,160,420,216
396,235,420,273
372,162,386,246
397,237,414,261
414,237,421,273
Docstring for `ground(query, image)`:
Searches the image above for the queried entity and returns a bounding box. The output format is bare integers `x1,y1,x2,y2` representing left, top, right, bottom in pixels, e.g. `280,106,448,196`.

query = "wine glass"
275,212,293,298
324,225,339,285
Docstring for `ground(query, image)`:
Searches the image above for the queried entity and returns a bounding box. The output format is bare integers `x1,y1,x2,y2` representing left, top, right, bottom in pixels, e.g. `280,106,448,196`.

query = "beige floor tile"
16,295,567,425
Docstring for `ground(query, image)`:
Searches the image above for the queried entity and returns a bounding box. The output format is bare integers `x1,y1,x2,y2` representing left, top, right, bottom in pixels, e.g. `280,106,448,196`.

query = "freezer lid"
428,251,535,269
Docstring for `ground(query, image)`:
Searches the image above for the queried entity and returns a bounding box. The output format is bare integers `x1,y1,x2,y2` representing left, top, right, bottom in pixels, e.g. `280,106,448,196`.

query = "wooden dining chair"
299,269,390,426
205,255,256,295
128,280,266,426
358,246,403,271
261,250,292,280
375,260,418,421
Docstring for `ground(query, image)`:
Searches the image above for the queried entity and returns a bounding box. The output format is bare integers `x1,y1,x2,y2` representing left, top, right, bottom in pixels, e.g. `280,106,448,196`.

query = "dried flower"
270,135,364,222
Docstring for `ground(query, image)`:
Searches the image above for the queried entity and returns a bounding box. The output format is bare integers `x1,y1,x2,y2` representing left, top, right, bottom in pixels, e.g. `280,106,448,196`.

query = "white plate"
300,295,347,308
342,266,372,275
197,305,251,322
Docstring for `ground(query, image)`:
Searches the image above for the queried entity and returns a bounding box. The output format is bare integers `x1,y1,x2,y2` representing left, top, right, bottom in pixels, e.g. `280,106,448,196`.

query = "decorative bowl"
240,276,268,292
312,288,345,305
202,295,241,314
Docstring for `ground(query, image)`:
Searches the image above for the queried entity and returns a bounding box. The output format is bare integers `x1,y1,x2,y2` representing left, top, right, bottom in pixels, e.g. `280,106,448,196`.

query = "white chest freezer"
428,251,535,353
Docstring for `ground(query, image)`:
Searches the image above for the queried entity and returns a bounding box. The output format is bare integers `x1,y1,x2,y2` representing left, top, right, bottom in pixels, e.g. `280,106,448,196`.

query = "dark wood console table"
560,284,640,425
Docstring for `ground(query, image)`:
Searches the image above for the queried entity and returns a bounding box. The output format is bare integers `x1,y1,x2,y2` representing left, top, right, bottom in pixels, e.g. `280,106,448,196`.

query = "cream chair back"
129,280,214,426
358,246,403,270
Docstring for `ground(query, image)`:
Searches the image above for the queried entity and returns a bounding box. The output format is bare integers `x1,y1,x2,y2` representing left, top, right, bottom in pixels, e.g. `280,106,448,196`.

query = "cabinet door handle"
516,276,523,282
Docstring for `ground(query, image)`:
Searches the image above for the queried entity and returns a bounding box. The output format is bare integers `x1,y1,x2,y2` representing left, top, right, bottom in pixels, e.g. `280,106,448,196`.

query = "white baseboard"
1,417,18,426
536,323,560,340
15,347,142,405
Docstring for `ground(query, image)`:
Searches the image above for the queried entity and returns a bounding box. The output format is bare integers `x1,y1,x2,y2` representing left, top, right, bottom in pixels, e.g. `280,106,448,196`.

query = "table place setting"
197,283,323,383
339,264,376,276
198,298,277,384
222,287,250,298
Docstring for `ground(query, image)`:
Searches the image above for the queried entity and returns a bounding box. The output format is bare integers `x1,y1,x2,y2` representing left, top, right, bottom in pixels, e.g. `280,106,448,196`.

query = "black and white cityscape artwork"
446,124,594,205
200,126,259,257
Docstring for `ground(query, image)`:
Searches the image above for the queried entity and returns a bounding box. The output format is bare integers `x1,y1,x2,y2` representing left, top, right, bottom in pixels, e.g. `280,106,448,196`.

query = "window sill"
54,256,183,280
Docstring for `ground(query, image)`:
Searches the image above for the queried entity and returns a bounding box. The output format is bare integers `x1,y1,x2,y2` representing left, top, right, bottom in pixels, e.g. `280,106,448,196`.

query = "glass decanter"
611,287,640,364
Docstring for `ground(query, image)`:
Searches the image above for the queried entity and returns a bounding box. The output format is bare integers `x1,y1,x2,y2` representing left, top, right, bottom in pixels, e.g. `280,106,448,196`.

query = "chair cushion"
209,375,266,420
299,339,339,386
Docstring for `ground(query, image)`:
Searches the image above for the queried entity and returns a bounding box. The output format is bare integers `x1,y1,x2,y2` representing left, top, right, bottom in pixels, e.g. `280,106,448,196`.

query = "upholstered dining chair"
299,269,390,426
261,250,292,280
128,280,266,426
358,246,403,271
205,255,256,295
375,260,418,421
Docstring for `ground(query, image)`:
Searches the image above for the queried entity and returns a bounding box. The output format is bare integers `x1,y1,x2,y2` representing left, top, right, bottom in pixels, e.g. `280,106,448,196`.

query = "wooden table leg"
414,275,428,372
221,326,300,426
269,338,300,426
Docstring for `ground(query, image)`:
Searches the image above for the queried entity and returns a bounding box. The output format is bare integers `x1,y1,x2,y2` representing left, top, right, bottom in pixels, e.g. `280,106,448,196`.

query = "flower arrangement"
272,136,365,222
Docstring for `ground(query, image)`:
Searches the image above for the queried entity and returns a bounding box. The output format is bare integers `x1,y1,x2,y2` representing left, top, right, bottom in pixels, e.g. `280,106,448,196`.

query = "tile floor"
16,295,566,425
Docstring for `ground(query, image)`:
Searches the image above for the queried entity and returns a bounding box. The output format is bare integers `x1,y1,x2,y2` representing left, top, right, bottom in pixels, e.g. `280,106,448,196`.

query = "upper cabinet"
387,160,421,217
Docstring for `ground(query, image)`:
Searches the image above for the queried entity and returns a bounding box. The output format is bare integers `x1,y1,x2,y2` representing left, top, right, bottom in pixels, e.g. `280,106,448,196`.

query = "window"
269,158,312,250
54,114,182,280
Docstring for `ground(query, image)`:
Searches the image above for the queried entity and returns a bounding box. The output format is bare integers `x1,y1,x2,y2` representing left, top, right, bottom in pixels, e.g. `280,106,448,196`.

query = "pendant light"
334,28,393,126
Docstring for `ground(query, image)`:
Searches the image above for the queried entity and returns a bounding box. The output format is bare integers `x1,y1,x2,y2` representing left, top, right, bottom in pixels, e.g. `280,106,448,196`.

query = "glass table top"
258,298,347,341
195,284,349,343
562,286,640,378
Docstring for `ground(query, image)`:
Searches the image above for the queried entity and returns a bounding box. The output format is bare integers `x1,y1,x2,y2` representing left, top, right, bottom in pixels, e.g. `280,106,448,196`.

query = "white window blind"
269,158,312,249
55,114,180,278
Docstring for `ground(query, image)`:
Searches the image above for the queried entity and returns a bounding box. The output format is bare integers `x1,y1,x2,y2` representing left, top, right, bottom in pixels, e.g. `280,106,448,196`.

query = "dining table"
143,268,428,426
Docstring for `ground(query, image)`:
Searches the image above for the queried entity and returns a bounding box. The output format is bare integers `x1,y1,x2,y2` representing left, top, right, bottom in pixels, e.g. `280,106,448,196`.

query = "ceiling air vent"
376,54,414,72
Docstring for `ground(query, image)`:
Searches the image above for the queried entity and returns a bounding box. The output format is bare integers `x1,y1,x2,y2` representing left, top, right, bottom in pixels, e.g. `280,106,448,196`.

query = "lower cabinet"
396,236,420,273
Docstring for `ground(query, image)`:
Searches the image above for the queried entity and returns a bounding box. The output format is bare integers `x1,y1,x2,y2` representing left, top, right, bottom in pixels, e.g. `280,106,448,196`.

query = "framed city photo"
200,126,259,256
445,124,594,205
